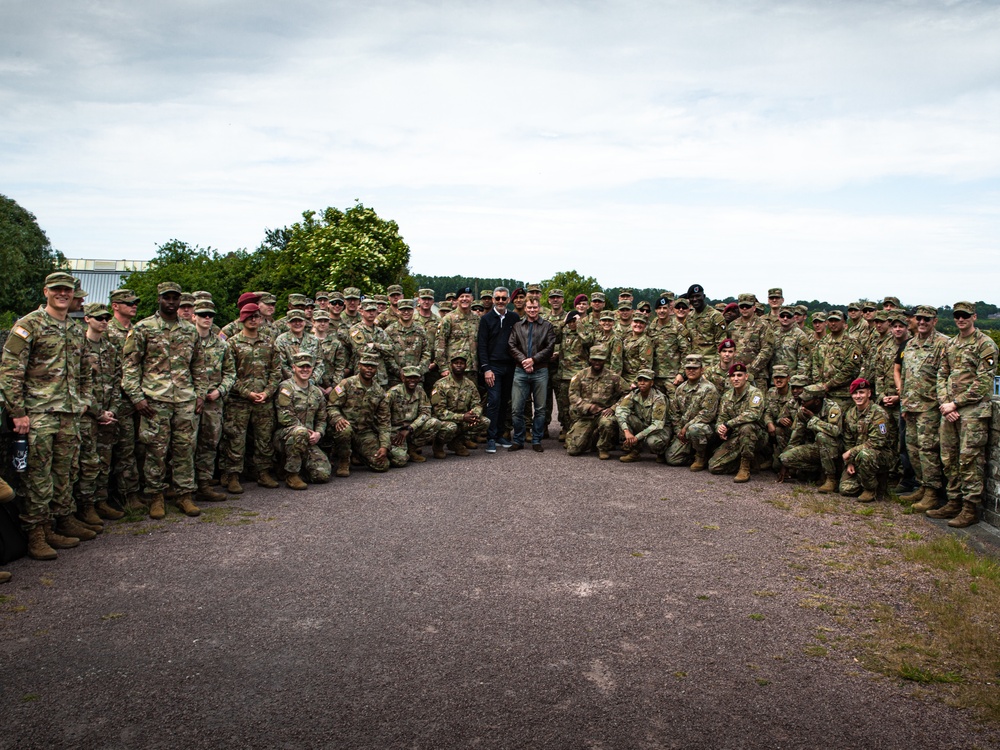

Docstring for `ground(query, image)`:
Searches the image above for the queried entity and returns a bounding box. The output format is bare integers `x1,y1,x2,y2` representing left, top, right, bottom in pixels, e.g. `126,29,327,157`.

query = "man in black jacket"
477,287,519,454
507,298,557,452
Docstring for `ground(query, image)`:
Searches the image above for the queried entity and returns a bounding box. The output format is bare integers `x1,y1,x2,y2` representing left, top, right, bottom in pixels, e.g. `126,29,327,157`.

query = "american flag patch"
13,326,30,340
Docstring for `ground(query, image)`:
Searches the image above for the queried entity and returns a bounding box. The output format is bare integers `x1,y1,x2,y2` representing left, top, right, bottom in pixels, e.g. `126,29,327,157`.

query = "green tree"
540,270,602,307
0,194,66,323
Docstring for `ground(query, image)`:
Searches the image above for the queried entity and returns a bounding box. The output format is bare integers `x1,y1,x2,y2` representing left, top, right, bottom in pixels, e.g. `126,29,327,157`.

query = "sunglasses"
953,311,972,320
778,313,792,319
915,315,933,322
738,304,753,309
92,315,111,322
196,312,216,318
294,363,314,368
330,300,345,306
120,300,139,306
493,296,508,301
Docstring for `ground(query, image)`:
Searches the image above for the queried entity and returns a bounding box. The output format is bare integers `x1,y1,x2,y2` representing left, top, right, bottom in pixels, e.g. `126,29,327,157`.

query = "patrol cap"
718,338,736,351
291,352,315,367
158,281,182,295
847,301,861,312
756,303,766,314
684,354,704,368
193,290,213,302
449,349,469,362
397,298,415,310
438,301,453,312
849,377,872,394
110,288,139,304
387,284,403,296
343,287,362,300
636,369,655,381
768,288,783,298
728,362,748,375
329,291,345,303
825,309,844,321
618,289,633,298
882,296,900,307
794,305,808,315
599,311,616,321
359,352,381,366
547,288,564,298
525,283,541,293
418,288,435,300
73,280,88,299
314,290,330,302
953,301,976,315
590,292,605,302
471,301,484,311
455,286,473,296
632,312,648,324
44,271,77,289
637,301,651,313
401,365,422,378
361,300,378,311
714,303,727,312
288,293,308,307
286,309,307,322
179,293,195,307
194,300,216,315
771,365,790,378
789,375,809,387
259,293,277,305
812,311,827,323
861,301,877,312
238,292,262,308
84,303,110,317
373,294,388,304
914,304,937,317
239,303,260,321
660,291,675,302
588,345,609,361
480,289,493,300
737,293,756,305
800,384,826,401
312,309,330,321
672,297,690,309
778,306,795,316
872,310,889,322
617,300,633,311
686,284,704,296
445,292,458,300
889,312,908,325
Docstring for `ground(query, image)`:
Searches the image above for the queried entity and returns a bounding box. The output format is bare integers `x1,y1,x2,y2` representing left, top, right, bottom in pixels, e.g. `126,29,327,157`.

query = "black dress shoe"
532,444,544,453
508,443,524,452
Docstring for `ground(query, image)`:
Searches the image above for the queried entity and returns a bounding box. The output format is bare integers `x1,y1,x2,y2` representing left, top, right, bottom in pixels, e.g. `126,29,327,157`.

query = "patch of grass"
804,645,828,657
631,551,644,558
798,495,840,516
755,678,771,686
748,613,765,621
901,531,923,541
696,595,710,600
198,506,260,527
673,671,687,678
21,694,39,702
854,507,876,517
701,524,720,531
0,594,14,604
39,576,54,587
898,663,963,684
765,498,792,510
100,612,125,621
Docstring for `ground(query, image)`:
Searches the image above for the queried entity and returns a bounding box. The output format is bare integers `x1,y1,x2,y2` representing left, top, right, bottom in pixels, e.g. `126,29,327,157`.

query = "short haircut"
494,286,509,297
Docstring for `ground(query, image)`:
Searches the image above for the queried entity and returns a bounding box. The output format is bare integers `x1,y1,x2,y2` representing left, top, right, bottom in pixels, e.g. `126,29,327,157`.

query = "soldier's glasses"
330,300,345,306
953,311,972,319
196,312,215,318
93,315,111,322
493,296,508,301
915,316,933,322
779,313,793,319
738,304,753,309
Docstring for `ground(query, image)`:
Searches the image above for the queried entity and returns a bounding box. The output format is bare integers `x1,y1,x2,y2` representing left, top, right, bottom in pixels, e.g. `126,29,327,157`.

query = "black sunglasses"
493,296,508,301
915,315,934,322
196,312,216,318
92,315,111,322
953,311,971,320
738,304,753,309
778,313,792,319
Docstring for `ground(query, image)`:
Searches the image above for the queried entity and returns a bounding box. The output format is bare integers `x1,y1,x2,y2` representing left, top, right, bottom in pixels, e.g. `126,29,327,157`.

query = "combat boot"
464,438,478,450
148,493,166,520
0,570,10,583
335,456,351,477
857,489,877,503
948,502,979,528
95,500,125,520
432,439,447,460
45,521,80,549
655,453,666,464
196,484,228,502
450,439,470,457
899,486,924,503
176,494,201,517
619,450,641,463
734,457,752,483
286,473,308,491
910,487,940,513
816,475,838,494
689,448,707,472
598,449,611,460
257,470,279,489
224,473,244,495
124,492,146,511
0,475,14,503
76,501,104,529
56,515,97,541
926,497,963,519
408,446,426,463
28,525,59,560
558,429,566,442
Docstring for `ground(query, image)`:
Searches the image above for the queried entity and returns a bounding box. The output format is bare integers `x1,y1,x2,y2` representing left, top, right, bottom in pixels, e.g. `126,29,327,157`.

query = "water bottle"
12,438,28,473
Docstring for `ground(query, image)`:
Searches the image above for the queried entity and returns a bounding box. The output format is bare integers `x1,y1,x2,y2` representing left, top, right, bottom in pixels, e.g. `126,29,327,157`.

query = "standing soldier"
386,365,455,465
620,313,656,382
597,369,671,463
553,311,590,441
192,300,235,503
312,309,348,396
121,282,207,520
770,305,812,379
683,285,728,368
274,353,330,489
839,378,893,502
274,309,321,382
727,293,775,385
385,299,432,388
651,296,689,394
341,287,363,329
218,303,282,494
327,352,392,475
414,289,441,393
106,288,143,509
808,310,860,413
665,354,720,469
435,287,481,378
376,284,405,329
565,346,628,457
929,302,999,527
349,300,397,387
218,292,261,341
708,363,766,482
582,311,624,375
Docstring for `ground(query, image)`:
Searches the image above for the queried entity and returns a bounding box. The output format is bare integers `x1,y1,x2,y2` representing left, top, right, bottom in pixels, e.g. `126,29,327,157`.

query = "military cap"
591,292,606,302
801,384,826,401
45,271,75,289
794,304,808,315
329,291,345,303
737,293,757,305
157,281,182,295
825,309,844,321
714,303,727,312
882,296,900,308
637,301,651,313
617,300,633,311
768,288,783,298
779,306,795,315
303,297,314,307
179,293,195,306
728,362,748,375
632,312,648,324
449,349,469,362
684,354,704,368
401,365,422,378
599,311,616,321
636,369,655,381
438,301,453,313
291,352,315,367
359,352,381,366
953,301,976,315
849,377,872,394
314,290,330,301
724,302,738,315
564,310,581,324
312,309,330,321
471,301,484,311
660,291,675,302
374,294,389,304
193,290,213,302
343,287,361,300
238,292,261,308
914,304,937,317
789,375,809,387
73,286,89,299
771,365,790,378
418,288,436,300
397,298,415,310
872,310,889,322
445,292,458,300
526,283,541,293
656,297,670,309
288,293,308,306
811,311,827,323
110,288,139,304
194,300,216,315
286,309,307,322
84,303,110,317
547,288,564,298
455,286,473,297
361,300,378,311
861,301,877,312
387,284,404,296
259,293,277,305
588,345,609,361
847,301,861,312
686,284,704,295
672,297,690,309
888,312,907,326
619,289,633,297
480,289,493,299
718,338,736,351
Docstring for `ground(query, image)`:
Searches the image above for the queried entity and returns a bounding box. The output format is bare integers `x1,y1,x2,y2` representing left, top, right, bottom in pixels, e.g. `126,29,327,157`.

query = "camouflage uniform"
327,375,392,472
778,399,843,477
899,329,949,492
274,378,331,482
708,384,766,474
809,329,861,410
554,325,591,436
727,316,775,384
770,325,812,379
195,331,236,487
581,326,624,375
871,329,904,467
665,377,719,466
106,316,141,500
76,333,121,507
274,330,322,382
315,334,349,389
621,330,656,381
385,382,454,466
348,322,397,387
218,331,281,477
936,327,998,507
565,365,628,455
651,322,689,394
376,306,402,330
385,320,432,384
597,382,671,457
121,312,207,496
838,402,892,496
1,307,91,529
435,309,480,374
683,306,728,367
431,372,490,444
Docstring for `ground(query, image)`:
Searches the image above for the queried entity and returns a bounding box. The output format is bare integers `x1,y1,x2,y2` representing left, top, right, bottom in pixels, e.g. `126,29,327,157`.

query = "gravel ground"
2,443,998,749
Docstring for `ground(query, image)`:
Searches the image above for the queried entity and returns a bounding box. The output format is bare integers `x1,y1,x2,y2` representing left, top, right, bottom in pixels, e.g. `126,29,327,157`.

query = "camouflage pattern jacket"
226,331,281,402
936,329,998,420
671,378,719,433
122,313,206,405
435,310,480,373
276,378,327,436
431,374,483,422
615,387,669,439
843,402,891,460
715,384,766,431
787,399,843,446
385,321,432,376
809,332,861,401
199,332,237,399
568,367,628,422
327,376,390,448
899,331,948,414
83,335,122,418
770,325,812,379
386,383,433,431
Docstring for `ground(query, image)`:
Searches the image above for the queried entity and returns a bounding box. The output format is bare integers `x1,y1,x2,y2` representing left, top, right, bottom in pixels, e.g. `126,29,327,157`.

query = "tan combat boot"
899,486,924,503
619,450,641,463
450,439,470,457
558,429,566,442
948,501,979,528
689,448,707,472
224,473,244,494
857,489,877,503
124,492,146,511
0,475,14,503
95,500,125,520
45,521,80,550
432,440,447,459
28,525,58,560
257,470,279,489
598,449,611,460
408,446,426,463
817,475,838,494
175,494,201,517
335,456,351,477
148,493,166,520
76,501,104,530
910,487,939,513
0,570,10,583
655,453,667,464
464,438,478,450
286,473,308,490
926,497,962,519
56,515,97,541
734,457,752,483
196,484,228,502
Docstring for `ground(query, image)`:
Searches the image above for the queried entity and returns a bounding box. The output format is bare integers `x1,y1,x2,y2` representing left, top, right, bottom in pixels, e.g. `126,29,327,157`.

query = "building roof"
65,258,148,305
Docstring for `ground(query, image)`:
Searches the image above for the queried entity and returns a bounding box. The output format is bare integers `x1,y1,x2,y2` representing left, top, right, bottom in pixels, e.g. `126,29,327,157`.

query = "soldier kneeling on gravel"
387,366,456,466
274,353,331,490
777,384,843,489
597,369,671,463
839,378,893,502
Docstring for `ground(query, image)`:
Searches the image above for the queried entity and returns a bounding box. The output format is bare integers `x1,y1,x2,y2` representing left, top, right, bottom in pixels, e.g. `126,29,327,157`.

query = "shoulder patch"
279,386,292,397
12,325,30,341
334,384,344,395
752,395,761,405
351,330,365,344
878,422,887,434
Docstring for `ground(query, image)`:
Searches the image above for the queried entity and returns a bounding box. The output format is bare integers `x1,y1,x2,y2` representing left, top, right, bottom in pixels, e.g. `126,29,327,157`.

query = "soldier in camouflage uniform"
312,309,348,395
927,301,999,527
597,369,670,462
435,287,481,377
708,363,766,482
577,291,606,338
650,296,689,394
621,313,656,382
811,311,827,345
106,288,143,509
274,353,331,489
838,378,893,502
431,351,489,456
349,300,397,387
192,300,235,502
665,354,720,469
386,365,455,466
122,282,207,519
218,303,282,493
341,287,363,329
273,293,310,337
763,365,796,471
777,384,844,489
1,272,97,559
682,284,728,368
326,291,352,345
808,310,860,413
581,311,624,375
327,352,392,475
376,284,405,329
770,306,812,379
728,293,775,385
218,292,262,342
385,299,432,388
553,311,591,441
274,309,321,382
414,289,441,394
565,346,628,456
705,338,738,394
898,305,950,511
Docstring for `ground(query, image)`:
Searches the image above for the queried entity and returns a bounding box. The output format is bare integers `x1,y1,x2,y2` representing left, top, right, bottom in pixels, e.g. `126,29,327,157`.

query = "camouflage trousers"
940,413,990,505
194,399,224,486
112,406,141,498
596,413,671,456
76,416,117,504
388,418,455,467
20,412,80,530
554,380,573,432
565,415,602,455
778,433,842,477
768,423,792,471
903,410,943,490
139,399,197,495
219,398,276,475
274,426,332,481
881,403,901,476
665,423,714,466
328,425,390,473
708,423,766,475
838,447,892,495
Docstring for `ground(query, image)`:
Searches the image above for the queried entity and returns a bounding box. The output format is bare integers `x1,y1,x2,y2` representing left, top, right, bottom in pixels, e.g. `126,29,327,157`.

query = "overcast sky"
3,0,999,305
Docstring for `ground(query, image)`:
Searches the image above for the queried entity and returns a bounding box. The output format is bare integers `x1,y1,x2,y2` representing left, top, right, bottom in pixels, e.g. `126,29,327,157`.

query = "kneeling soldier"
327,352,392,475
387,365,455,466
275,353,331,489
666,354,720,469
709,362,766,482
430,350,489,457
565,346,628,456
839,378,893,502
777,384,844,488
597,369,671,462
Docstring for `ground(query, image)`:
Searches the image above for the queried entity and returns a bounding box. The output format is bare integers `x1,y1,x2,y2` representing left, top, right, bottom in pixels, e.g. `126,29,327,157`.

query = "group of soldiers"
0,275,996,583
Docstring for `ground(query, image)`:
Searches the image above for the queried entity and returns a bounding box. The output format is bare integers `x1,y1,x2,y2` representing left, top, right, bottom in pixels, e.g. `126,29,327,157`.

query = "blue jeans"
512,367,548,445
484,364,514,441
